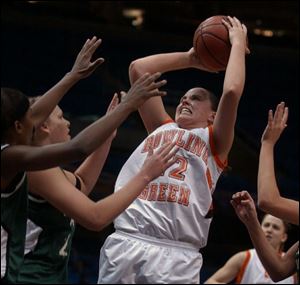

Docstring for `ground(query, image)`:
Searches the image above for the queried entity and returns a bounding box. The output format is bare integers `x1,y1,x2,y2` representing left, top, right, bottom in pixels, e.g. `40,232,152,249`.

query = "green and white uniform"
17,172,79,284
1,144,28,284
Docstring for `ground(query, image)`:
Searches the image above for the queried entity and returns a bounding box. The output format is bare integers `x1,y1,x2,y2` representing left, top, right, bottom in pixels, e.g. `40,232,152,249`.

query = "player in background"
98,16,249,284
231,190,298,283
255,101,298,281
205,214,296,284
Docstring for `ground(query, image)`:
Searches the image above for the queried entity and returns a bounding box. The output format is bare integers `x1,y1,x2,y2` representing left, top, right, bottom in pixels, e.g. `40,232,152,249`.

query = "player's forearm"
31,72,80,127
223,42,245,98
245,219,289,281
75,138,113,196
129,52,190,83
257,142,280,209
205,278,225,284
71,103,131,157
92,173,150,230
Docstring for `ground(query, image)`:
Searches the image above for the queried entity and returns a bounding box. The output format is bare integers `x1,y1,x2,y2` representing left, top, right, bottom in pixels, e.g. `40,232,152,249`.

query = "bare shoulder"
28,167,67,195
231,250,248,263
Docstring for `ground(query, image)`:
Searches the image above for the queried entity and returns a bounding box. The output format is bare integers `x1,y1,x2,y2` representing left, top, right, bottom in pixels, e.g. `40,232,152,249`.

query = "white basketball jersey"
114,122,226,248
237,249,296,284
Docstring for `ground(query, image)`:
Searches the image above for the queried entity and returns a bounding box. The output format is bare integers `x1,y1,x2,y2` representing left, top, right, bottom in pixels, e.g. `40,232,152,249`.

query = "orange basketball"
193,15,231,72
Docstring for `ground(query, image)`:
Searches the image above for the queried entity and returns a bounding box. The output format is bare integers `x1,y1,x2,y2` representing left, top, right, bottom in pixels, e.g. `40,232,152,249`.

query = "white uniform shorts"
97,231,203,284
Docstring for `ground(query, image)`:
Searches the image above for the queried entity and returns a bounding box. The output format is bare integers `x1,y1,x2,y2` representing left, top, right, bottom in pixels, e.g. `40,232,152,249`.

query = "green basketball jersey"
1,144,28,284
17,190,76,284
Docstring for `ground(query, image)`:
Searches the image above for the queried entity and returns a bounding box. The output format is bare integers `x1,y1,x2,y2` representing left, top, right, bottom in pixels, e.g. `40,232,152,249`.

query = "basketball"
193,15,231,72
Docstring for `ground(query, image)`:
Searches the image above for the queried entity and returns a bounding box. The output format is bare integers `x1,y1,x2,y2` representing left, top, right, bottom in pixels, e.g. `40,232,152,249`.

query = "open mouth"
180,107,192,115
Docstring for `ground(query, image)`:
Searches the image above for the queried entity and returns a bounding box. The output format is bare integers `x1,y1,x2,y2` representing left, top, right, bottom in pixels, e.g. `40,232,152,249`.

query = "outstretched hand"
141,142,179,182
231,190,258,226
261,102,288,145
70,36,104,79
222,16,250,55
120,72,167,111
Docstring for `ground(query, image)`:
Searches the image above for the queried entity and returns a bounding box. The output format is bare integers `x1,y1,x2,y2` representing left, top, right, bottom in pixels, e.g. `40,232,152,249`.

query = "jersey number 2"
168,155,188,181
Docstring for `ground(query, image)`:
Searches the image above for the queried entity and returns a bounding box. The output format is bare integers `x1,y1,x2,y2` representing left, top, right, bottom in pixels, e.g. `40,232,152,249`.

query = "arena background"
2,1,299,283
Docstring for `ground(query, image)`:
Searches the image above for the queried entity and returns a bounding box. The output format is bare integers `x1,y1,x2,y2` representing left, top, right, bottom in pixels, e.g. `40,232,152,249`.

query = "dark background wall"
2,1,299,283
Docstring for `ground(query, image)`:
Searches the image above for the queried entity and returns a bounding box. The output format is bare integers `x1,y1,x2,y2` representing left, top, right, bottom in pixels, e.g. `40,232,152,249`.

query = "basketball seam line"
201,32,226,68
201,32,231,46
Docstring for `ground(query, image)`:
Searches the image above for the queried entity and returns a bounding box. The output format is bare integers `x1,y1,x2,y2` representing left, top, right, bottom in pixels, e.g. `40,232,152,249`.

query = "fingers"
240,190,251,199
273,102,288,128
156,141,175,155
268,109,274,125
80,36,98,54
146,79,167,91
132,72,167,94
120,91,127,102
232,190,247,203
222,16,246,34
143,72,162,85
161,142,179,161
275,102,285,120
156,142,179,170
165,156,178,169
107,93,119,113
240,200,252,208
274,102,284,122
230,199,238,210
87,38,102,56
89,57,105,69
227,16,235,27
221,18,231,29
242,23,248,34
148,89,168,98
134,72,152,84
227,16,242,28
79,38,91,54
233,16,242,27
282,107,289,127
78,37,102,62
147,147,154,158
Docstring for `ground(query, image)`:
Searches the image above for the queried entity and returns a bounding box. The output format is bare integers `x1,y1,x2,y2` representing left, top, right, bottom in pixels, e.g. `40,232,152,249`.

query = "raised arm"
231,190,298,281
1,72,167,178
204,251,246,284
212,16,249,163
28,142,178,231
66,94,119,195
258,102,298,225
31,36,104,128
129,52,192,133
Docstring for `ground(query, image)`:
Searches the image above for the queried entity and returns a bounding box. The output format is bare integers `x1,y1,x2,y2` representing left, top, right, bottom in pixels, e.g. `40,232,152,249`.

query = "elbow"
272,277,283,283
84,206,107,231
269,271,288,283
129,59,140,73
87,220,106,232
129,60,144,83
257,198,271,212
82,216,106,232
223,85,243,101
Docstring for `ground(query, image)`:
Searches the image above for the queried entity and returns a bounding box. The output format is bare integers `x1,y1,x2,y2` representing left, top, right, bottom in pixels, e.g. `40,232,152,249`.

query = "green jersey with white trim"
17,192,75,284
1,144,28,284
